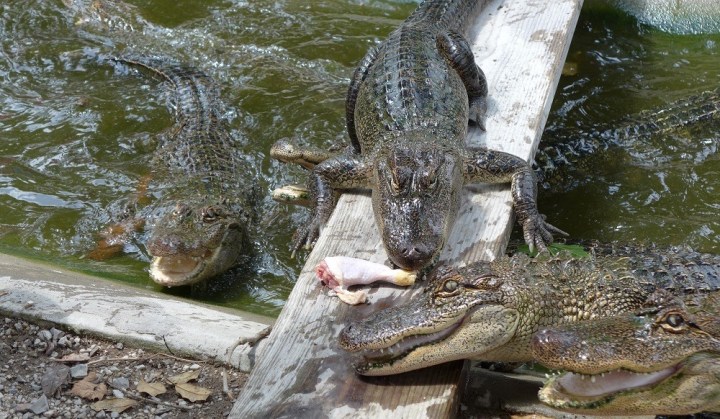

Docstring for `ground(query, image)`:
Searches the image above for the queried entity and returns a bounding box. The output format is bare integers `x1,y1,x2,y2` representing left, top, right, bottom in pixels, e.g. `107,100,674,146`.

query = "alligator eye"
202,206,222,222
173,204,191,217
665,313,684,328
443,280,458,292
390,174,401,193
657,310,689,334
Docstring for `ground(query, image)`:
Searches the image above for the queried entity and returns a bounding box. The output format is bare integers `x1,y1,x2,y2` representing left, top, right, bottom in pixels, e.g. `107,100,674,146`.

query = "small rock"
29,394,50,414
70,364,88,379
110,377,129,390
115,342,123,350
41,363,70,397
111,389,124,399
50,328,64,341
38,330,52,341
111,412,120,419
189,364,200,370
57,336,69,347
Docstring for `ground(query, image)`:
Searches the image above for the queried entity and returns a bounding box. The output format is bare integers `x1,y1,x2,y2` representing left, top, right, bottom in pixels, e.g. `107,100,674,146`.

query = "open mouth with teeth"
540,363,682,408
149,248,216,287
355,317,464,372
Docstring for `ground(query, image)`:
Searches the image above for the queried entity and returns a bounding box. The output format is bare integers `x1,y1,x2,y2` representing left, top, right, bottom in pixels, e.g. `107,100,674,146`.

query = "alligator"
533,290,720,415
273,0,565,270
92,56,256,287
339,243,720,375
536,87,720,175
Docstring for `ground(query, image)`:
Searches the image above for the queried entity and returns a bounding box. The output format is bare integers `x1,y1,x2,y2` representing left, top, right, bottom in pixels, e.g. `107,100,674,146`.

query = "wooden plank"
231,0,582,417
0,254,273,372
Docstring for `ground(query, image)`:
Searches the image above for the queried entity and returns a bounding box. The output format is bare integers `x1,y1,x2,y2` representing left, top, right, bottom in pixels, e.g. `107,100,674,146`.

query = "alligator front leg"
464,149,567,252
270,138,341,170
437,30,488,129
346,45,380,153
292,155,371,255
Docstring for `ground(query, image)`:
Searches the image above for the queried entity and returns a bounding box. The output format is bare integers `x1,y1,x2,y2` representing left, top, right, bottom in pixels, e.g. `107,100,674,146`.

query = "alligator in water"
91,56,257,287
533,289,720,415
339,243,720,375
272,0,565,271
536,87,720,175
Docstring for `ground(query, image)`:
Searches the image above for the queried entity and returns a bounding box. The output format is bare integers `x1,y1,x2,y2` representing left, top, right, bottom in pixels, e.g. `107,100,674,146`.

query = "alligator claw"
522,214,568,254
468,97,487,131
290,219,322,258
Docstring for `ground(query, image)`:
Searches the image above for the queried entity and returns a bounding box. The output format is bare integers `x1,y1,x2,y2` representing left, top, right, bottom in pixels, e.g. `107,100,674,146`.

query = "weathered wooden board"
231,0,582,417
0,253,273,372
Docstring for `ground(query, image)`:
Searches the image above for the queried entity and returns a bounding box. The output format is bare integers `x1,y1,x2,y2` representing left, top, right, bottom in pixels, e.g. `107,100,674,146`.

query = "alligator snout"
392,243,436,271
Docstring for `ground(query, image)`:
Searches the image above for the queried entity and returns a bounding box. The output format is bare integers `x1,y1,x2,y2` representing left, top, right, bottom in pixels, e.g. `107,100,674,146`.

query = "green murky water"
0,0,718,317
538,2,720,253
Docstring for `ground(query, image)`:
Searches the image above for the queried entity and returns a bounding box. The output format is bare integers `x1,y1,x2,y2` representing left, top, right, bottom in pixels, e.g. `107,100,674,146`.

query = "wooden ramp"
231,0,583,417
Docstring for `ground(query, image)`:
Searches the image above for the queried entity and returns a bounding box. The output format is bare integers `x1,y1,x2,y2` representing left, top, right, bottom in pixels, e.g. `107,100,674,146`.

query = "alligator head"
339,262,520,375
372,144,463,271
534,291,720,415
146,199,245,287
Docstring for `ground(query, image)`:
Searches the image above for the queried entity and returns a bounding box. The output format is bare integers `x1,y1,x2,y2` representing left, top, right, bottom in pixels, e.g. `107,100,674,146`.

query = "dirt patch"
0,316,246,418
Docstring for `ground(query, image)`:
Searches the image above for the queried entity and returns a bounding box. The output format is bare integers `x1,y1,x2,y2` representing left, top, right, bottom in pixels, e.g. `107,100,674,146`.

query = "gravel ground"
0,316,246,418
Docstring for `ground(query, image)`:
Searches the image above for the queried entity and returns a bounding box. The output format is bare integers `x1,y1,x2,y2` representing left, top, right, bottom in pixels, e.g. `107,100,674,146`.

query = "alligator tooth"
591,376,596,383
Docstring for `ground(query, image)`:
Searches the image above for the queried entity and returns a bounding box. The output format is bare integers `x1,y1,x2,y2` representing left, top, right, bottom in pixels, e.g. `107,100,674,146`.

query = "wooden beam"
231,0,582,417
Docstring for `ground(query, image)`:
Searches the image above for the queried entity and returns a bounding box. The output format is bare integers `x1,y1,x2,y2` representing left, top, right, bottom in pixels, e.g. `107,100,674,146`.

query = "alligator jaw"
354,317,464,372
540,364,680,409
149,248,215,287
350,305,519,376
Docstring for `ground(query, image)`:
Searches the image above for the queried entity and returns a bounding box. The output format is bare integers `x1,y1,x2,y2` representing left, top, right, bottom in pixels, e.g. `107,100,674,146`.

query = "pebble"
38,330,52,341
112,389,124,398
70,364,88,379
29,394,50,414
110,377,129,390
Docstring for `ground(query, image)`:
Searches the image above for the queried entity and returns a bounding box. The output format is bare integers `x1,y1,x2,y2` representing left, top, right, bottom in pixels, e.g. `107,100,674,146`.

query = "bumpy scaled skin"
339,243,720,375
270,138,341,171
534,291,720,415
537,87,720,172
113,57,256,287
276,0,564,270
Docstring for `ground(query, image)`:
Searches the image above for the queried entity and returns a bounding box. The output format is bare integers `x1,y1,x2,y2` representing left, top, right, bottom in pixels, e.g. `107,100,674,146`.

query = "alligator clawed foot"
290,222,321,258
522,214,569,255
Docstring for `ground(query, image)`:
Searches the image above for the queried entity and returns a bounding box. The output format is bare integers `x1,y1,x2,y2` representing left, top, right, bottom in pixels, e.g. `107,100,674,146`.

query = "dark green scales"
272,0,565,271
104,56,257,287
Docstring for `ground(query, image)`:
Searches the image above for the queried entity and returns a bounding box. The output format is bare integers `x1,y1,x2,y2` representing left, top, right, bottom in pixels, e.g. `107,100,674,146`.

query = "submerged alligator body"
96,56,256,287
534,290,720,415
274,0,564,270
339,243,720,375
537,87,720,174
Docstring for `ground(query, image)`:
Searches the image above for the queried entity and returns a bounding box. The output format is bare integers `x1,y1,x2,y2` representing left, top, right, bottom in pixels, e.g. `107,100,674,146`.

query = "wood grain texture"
0,254,272,372
231,0,582,417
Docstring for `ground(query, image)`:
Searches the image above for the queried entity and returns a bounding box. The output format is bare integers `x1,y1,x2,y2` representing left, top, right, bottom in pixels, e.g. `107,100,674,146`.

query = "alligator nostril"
401,246,425,259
